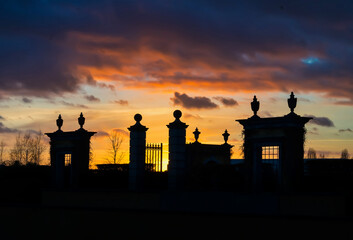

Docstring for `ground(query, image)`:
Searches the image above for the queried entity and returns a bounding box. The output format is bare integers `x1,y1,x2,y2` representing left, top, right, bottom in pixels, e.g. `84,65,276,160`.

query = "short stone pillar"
45,113,96,188
167,110,188,190
128,114,148,191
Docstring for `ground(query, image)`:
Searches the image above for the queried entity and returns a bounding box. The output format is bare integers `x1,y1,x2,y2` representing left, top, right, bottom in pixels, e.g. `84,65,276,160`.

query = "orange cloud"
65,27,353,105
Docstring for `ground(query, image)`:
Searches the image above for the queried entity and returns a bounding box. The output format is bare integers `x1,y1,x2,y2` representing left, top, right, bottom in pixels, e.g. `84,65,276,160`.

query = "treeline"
0,131,47,166
306,148,351,159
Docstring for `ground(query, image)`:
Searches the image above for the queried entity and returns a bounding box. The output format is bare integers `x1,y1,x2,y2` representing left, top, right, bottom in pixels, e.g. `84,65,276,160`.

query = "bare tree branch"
0,140,6,164
106,131,125,164
9,131,47,165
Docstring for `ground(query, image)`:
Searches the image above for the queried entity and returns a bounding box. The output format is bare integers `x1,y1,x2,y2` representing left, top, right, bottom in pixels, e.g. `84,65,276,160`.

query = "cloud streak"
114,100,129,106
112,128,129,137
0,122,18,133
84,95,100,102
22,97,32,104
214,97,238,107
339,128,352,133
304,115,335,127
61,101,88,109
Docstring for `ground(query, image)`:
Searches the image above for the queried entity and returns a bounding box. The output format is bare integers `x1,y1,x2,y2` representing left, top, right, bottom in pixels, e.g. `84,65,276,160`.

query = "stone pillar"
46,113,96,189
167,110,188,190
128,114,148,191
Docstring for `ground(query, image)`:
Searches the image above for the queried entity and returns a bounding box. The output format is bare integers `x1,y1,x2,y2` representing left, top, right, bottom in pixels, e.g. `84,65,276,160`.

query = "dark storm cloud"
171,92,218,109
0,0,352,103
304,114,335,127
0,35,84,96
0,1,106,96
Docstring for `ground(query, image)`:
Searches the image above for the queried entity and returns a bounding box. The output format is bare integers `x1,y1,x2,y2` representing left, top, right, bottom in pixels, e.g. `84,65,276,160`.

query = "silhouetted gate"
145,143,163,172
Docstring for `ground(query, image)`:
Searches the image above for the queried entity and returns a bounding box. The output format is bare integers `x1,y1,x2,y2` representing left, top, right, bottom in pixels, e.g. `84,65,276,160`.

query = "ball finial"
173,110,182,120
134,113,142,123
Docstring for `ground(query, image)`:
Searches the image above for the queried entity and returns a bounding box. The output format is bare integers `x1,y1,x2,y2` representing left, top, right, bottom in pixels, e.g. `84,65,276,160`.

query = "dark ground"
0,204,353,240
1,165,353,239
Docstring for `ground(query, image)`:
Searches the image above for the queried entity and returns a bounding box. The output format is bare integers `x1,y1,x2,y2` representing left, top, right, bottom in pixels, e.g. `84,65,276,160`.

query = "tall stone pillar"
128,114,148,191
167,110,188,190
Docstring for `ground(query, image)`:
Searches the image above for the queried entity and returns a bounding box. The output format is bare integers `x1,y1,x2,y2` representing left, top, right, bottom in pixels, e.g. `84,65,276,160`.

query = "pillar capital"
128,114,148,132
167,110,188,129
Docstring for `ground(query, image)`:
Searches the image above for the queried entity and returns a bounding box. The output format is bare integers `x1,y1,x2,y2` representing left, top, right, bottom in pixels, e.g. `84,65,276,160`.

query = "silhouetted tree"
106,131,125,164
10,133,25,164
307,148,316,159
9,132,47,165
22,133,32,163
341,149,350,159
29,131,46,165
0,140,6,164
89,141,95,169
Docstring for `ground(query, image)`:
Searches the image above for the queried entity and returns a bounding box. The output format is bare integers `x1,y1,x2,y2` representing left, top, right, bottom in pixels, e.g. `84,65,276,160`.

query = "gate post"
128,114,148,191
167,110,188,190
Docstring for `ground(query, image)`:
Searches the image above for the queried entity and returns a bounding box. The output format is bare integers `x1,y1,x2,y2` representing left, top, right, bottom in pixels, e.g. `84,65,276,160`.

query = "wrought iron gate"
145,143,163,172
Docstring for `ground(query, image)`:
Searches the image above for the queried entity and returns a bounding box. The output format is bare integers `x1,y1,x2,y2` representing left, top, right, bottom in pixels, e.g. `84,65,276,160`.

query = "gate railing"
145,143,163,172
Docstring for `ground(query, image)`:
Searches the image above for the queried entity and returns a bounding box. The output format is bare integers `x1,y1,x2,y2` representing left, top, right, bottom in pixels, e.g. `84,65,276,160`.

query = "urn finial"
288,92,297,113
223,129,230,144
56,114,63,131
251,95,260,116
78,112,85,129
193,128,200,142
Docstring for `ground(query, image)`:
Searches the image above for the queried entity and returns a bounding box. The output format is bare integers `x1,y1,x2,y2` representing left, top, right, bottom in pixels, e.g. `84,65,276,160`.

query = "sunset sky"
0,0,352,167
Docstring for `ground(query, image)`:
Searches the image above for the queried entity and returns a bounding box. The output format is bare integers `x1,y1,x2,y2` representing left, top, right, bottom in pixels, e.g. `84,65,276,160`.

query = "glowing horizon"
0,1,352,166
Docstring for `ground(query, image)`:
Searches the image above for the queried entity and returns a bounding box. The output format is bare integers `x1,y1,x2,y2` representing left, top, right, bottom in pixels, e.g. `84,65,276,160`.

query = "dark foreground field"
0,205,353,240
